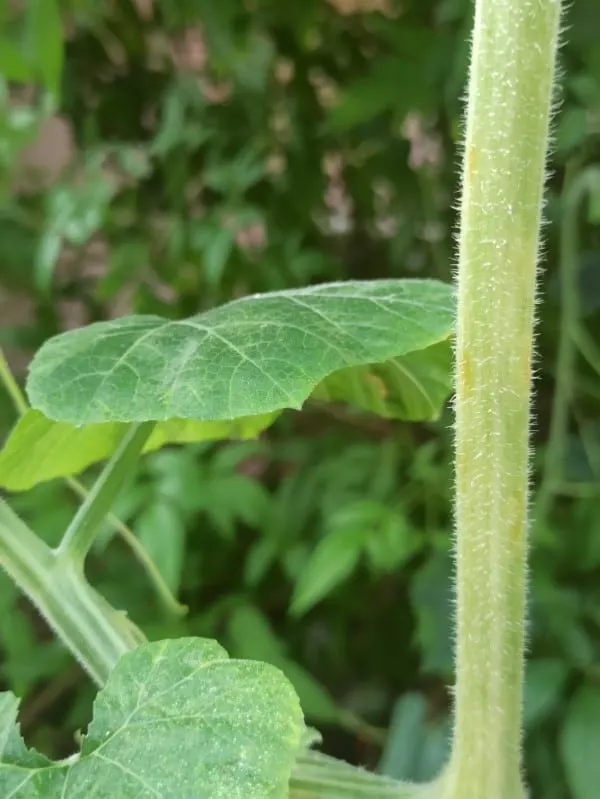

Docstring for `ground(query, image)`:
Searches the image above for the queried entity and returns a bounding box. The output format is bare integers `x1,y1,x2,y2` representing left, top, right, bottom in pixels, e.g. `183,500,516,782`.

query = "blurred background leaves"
0,0,599,797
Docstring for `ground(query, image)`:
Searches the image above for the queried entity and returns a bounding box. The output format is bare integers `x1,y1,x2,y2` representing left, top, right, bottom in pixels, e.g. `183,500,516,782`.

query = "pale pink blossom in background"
16,115,74,193
275,59,295,85
171,27,208,73
235,222,268,252
401,113,443,171
322,153,354,235
308,68,339,109
200,79,233,105
132,0,154,20
266,152,286,176
326,0,395,17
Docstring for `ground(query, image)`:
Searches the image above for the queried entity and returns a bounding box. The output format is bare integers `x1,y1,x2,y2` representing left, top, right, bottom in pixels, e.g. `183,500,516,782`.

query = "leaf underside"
0,411,276,491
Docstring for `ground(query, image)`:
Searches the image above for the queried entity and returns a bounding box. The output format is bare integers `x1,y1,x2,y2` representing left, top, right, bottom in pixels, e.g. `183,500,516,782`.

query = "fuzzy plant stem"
446,1,562,797
56,422,155,567
0,498,141,685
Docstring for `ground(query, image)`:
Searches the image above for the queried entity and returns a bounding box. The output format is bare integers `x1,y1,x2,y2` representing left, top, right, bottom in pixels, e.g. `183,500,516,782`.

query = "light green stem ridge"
57,422,155,567
65,475,187,615
289,753,426,799
0,498,139,685
447,1,562,797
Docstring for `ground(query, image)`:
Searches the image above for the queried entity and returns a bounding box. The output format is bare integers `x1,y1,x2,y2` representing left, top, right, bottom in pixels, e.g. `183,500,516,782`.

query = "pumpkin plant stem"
57,422,155,567
445,1,562,797
0,498,140,685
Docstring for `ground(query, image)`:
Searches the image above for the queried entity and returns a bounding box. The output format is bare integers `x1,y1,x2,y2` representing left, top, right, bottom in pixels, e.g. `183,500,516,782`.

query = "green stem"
0,349,28,415
64,476,187,615
0,345,185,614
536,165,600,524
57,422,155,567
0,498,137,685
289,753,425,799
573,325,600,379
447,1,562,797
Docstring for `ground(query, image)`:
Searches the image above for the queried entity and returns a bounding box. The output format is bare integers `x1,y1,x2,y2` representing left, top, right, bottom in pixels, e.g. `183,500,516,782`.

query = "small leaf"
0,0,63,96
0,409,276,491
26,0,64,98
409,550,453,676
290,524,364,616
555,107,590,155
0,638,304,798
360,503,420,572
205,475,271,538
379,692,450,784
34,231,62,294
524,658,567,728
26,279,454,426
136,502,186,593
227,604,342,725
324,56,433,133
378,693,427,781
561,683,600,799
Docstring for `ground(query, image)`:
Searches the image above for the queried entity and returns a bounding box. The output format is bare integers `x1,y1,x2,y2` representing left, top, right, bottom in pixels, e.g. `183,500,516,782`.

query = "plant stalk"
289,753,424,799
57,422,155,567
65,475,187,615
0,349,28,415
447,1,562,797
0,498,138,685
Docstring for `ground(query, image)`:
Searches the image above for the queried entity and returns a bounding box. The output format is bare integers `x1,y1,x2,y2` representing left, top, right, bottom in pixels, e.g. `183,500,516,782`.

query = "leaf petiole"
56,422,155,568
0,346,186,614
0,498,138,685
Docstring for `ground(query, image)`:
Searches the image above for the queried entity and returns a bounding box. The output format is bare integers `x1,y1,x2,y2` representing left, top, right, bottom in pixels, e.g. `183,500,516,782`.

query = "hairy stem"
57,422,155,567
447,1,562,797
0,498,138,685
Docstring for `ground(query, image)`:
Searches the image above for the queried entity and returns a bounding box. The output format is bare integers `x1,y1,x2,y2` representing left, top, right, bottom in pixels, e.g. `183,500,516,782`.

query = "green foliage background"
0,0,599,796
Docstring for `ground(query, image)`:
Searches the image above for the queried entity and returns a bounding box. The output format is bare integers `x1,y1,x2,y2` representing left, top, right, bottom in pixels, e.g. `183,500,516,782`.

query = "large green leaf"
27,280,454,426
0,338,450,490
0,410,276,491
0,638,303,799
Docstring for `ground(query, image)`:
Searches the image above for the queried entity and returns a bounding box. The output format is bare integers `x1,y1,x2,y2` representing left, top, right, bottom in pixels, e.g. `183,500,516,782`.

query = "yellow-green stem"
57,422,155,567
446,1,562,797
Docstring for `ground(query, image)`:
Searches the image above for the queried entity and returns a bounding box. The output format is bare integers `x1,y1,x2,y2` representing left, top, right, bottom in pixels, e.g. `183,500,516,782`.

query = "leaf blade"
26,279,454,426
0,638,304,799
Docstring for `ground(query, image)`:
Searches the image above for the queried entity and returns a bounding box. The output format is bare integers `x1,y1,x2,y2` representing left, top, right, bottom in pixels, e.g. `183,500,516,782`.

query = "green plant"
0,1,569,799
